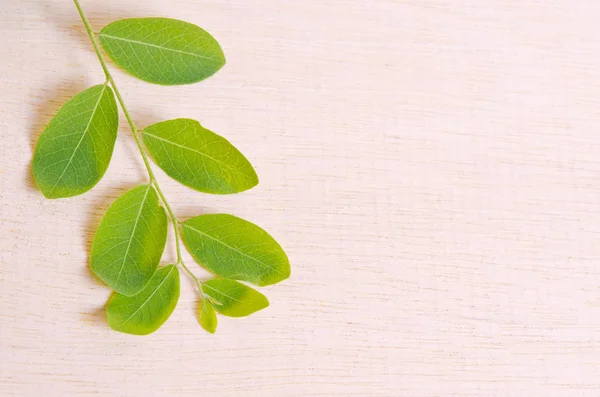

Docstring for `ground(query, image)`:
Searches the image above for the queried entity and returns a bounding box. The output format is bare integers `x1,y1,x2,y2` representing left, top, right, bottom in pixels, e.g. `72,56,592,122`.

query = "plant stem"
73,0,201,288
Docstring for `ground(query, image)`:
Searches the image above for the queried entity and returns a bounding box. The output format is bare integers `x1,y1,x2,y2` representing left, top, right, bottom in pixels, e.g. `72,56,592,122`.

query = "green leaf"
99,18,225,85
198,299,218,334
32,84,118,199
107,265,180,335
182,214,290,286
203,278,269,317
91,185,168,296
143,119,258,194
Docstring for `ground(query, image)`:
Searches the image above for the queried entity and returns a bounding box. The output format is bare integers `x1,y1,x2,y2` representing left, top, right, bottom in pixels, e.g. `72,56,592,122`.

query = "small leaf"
198,299,218,334
203,278,269,317
143,119,258,194
99,18,225,85
91,185,168,296
107,265,180,335
182,214,290,286
32,84,118,198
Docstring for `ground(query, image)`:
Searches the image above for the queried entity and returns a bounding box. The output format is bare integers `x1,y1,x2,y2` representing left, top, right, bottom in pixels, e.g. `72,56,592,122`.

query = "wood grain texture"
2,0,600,395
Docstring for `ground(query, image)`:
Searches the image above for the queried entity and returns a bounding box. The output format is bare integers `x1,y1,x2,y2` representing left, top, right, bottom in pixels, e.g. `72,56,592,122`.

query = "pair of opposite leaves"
31,18,290,335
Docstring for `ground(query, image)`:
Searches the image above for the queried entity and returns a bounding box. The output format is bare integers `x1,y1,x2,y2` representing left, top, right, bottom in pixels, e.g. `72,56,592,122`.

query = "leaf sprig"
31,0,290,335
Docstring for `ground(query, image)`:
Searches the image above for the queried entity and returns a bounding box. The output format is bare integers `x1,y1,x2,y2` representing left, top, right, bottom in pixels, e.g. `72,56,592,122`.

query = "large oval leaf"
203,278,269,317
32,84,118,199
182,214,290,286
91,185,168,296
99,18,225,85
107,265,180,335
143,119,258,194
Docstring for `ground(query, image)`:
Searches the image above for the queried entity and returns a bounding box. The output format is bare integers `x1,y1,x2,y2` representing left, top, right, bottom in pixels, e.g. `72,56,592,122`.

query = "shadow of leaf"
175,206,213,222
81,296,111,327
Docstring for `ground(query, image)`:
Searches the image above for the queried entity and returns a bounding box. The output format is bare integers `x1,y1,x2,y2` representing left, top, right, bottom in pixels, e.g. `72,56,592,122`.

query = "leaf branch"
73,0,202,289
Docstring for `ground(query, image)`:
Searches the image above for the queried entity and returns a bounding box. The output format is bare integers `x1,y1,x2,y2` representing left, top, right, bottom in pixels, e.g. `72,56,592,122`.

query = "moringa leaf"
99,18,225,85
203,278,269,317
91,185,168,296
198,299,217,334
182,214,290,286
143,119,258,194
107,265,180,335
32,84,118,199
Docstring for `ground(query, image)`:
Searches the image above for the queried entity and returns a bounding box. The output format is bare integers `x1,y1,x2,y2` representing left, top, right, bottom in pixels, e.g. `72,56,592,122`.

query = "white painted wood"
2,0,600,395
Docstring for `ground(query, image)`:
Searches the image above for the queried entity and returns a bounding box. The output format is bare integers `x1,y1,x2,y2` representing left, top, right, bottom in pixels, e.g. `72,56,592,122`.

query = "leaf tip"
38,188,59,199
258,264,291,287
259,296,270,311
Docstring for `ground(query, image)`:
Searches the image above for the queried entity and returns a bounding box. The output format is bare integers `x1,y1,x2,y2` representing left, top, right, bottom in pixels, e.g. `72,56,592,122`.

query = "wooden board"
2,0,600,395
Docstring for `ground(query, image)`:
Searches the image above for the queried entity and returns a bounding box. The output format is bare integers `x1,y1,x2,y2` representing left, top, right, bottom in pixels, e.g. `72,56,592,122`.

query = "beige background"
2,0,600,396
